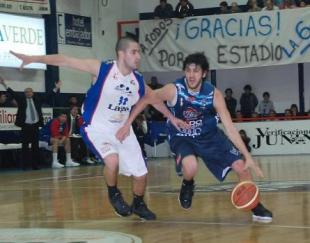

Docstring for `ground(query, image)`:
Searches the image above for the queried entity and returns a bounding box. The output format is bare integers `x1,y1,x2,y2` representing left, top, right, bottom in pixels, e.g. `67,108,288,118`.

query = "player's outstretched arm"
10,50,101,77
213,88,264,178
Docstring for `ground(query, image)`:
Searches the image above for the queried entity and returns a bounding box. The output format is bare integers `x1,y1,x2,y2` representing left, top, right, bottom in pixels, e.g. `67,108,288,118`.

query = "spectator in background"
224,88,237,118
240,84,258,118
219,1,230,14
290,104,299,116
258,92,275,117
262,0,280,10
132,113,148,160
50,112,80,168
247,0,262,11
154,0,174,19
0,77,43,170
256,0,266,7
298,0,310,7
175,0,194,18
48,80,62,107
68,106,94,164
239,130,251,152
68,96,79,107
231,2,242,13
0,91,17,107
278,0,297,8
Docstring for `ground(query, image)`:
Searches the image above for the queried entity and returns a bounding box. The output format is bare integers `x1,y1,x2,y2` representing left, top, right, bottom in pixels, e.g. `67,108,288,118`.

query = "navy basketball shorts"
169,129,242,181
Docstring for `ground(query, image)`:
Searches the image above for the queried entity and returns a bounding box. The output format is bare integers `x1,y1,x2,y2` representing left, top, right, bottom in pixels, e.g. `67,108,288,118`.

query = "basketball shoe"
252,203,273,223
132,198,156,220
179,180,195,209
109,191,132,217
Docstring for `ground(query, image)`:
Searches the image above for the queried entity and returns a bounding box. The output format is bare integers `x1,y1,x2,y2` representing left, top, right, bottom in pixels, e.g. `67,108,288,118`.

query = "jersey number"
118,96,128,105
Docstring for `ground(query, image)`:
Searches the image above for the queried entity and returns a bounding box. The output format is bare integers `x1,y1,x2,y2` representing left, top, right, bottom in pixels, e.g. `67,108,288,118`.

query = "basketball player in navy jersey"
117,53,273,223
10,37,187,220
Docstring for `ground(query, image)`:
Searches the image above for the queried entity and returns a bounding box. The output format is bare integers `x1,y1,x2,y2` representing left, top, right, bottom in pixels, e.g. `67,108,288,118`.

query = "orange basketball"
231,181,260,211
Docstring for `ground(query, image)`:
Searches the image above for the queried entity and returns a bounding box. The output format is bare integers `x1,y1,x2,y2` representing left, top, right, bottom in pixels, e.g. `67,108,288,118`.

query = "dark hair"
55,110,67,117
243,84,252,91
225,88,233,93
220,1,228,7
151,76,158,82
239,129,246,135
183,52,209,72
115,36,139,55
263,92,270,97
290,104,298,111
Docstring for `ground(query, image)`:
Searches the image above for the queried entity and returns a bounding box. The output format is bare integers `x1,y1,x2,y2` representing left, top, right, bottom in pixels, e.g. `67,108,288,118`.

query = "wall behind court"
56,0,139,93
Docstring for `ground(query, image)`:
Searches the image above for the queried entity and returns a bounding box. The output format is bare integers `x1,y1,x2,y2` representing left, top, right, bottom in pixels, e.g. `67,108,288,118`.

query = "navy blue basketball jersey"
167,77,219,137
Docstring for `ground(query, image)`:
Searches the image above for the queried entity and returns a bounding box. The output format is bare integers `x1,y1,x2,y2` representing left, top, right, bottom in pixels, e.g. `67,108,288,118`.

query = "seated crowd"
224,84,310,121
0,77,98,170
153,0,310,19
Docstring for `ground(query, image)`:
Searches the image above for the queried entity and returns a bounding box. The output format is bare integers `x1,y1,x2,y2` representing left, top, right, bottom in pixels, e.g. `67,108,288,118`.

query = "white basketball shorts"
81,125,147,177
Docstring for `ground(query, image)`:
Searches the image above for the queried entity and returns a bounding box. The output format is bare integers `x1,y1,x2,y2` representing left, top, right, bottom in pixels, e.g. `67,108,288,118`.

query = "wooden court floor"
0,155,310,242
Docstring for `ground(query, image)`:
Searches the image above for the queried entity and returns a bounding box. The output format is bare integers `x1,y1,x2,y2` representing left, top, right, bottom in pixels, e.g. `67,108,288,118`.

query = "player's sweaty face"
123,42,141,70
184,64,206,91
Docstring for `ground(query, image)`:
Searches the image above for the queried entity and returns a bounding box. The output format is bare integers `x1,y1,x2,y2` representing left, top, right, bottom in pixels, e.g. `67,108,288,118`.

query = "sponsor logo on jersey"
183,107,202,120
108,96,130,113
108,104,130,112
115,84,132,95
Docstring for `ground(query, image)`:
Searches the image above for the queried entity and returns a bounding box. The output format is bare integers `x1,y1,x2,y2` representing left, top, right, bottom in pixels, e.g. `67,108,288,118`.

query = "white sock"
66,153,72,162
53,153,58,162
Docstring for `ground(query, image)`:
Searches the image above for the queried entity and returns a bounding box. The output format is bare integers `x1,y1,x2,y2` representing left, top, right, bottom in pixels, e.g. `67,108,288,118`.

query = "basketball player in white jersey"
10,37,187,220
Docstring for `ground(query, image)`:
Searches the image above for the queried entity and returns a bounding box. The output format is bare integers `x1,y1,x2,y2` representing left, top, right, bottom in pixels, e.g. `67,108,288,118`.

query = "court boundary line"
0,219,309,230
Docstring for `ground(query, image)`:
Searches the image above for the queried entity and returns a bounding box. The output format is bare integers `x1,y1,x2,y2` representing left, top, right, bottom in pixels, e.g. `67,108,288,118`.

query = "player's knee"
232,160,245,172
182,160,198,177
104,164,118,175
104,155,119,171
133,174,146,182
